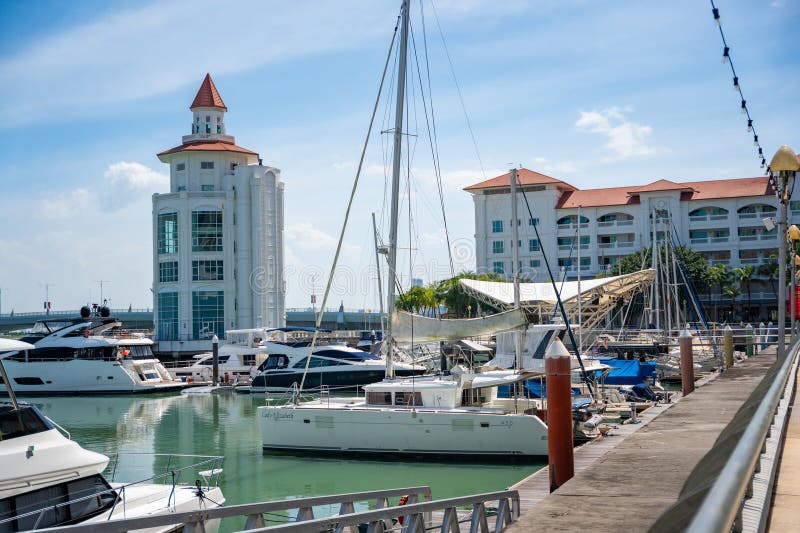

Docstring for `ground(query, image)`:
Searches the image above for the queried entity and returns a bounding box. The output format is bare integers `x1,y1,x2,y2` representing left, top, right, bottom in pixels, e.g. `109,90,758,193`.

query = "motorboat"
250,339,425,393
0,338,225,532
171,328,268,384
0,308,183,395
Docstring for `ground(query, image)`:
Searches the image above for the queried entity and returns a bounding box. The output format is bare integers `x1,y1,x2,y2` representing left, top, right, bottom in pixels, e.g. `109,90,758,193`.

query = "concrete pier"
507,347,778,532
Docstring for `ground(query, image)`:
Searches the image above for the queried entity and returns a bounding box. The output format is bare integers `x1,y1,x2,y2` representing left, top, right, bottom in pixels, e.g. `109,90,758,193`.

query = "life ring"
397,495,409,525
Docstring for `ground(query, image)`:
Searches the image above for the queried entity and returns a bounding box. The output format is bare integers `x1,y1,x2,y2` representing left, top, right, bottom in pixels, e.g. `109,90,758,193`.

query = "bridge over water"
0,308,382,334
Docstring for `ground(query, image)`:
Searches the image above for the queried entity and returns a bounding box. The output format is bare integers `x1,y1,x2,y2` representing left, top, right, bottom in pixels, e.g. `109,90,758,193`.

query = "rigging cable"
429,0,487,182
297,10,401,395
516,175,594,395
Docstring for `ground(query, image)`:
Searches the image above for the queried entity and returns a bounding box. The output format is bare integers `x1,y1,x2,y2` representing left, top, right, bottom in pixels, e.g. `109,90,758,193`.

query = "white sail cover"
391,308,526,343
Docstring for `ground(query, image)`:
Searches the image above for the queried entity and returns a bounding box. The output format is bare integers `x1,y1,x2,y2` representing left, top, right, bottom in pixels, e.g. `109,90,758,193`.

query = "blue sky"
0,0,798,313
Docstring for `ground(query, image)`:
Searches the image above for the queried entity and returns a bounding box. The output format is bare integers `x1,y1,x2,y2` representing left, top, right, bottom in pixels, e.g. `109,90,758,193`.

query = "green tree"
434,271,505,316
757,258,779,298
722,284,741,320
617,245,711,296
732,265,755,320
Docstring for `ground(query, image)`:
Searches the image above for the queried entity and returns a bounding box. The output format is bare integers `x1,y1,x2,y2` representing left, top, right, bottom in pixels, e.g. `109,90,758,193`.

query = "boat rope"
410,4,454,278
516,174,594,395
429,0,486,181
296,9,401,396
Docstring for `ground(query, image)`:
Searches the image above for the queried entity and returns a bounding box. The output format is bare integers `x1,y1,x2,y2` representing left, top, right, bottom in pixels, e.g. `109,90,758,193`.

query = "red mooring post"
545,338,574,492
680,329,694,396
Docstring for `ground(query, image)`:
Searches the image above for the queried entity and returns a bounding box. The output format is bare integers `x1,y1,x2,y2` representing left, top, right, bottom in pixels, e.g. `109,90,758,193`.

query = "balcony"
558,244,589,251
598,241,634,250
597,220,634,228
557,222,588,231
690,214,729,223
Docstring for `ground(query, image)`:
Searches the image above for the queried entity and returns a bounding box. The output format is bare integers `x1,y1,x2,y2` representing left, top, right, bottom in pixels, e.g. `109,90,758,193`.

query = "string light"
709,1,768,175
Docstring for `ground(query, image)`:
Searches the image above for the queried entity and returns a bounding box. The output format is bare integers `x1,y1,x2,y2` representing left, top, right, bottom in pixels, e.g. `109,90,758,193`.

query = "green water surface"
28,393,542,531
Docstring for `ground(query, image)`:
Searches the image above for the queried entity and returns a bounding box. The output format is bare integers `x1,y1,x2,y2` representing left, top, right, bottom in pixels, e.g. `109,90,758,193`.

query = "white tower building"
152,74,285,354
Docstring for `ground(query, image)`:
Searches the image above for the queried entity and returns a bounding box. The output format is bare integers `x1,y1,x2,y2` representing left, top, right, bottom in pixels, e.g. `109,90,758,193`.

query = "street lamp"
788,224,800,341
770,145,800,358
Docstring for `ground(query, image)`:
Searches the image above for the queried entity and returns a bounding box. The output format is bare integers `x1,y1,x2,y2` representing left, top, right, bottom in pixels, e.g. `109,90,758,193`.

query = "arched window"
738,204,776,219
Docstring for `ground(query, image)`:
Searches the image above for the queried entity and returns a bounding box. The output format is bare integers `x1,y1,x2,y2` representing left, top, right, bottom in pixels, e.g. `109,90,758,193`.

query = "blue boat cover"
497,381,580,398
594,359,657,385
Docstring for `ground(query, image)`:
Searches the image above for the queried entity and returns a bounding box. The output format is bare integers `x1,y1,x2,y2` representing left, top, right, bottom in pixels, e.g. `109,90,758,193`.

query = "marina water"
28,392,543,531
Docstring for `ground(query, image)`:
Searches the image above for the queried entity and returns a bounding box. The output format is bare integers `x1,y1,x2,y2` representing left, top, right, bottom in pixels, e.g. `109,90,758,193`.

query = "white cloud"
285,222,360,256
530,157,577,175
770,1,784,7
101,161,168,210
575,107,656,160
37,188,92,220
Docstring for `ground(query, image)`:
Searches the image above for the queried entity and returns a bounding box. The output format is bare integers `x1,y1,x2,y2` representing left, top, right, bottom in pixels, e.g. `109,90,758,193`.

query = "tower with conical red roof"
152,74,285,353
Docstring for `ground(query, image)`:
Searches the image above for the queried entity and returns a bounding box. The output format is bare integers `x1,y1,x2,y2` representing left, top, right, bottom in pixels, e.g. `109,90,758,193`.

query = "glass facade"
158,261,178,283
192,290,224,340
493,261,504,274
492,220,503,233
157,292,179,341
529,239,540,251
157,213,178,254
492,241,504,254
192,260,224,281
192,211,223,252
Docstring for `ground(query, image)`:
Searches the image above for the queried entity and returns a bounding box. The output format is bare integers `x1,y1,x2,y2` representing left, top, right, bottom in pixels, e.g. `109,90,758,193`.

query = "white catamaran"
259,0,560,458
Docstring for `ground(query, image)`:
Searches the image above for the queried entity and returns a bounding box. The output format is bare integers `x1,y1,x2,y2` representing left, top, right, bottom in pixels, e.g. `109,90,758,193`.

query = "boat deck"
506,346,777,532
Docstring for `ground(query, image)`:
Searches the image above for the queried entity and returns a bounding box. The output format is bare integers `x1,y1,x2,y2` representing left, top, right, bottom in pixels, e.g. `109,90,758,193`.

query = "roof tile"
190,73,227,111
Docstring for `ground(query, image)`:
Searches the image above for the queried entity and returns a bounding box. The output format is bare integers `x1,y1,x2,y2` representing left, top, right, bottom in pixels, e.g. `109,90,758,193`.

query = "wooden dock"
506,347,778,532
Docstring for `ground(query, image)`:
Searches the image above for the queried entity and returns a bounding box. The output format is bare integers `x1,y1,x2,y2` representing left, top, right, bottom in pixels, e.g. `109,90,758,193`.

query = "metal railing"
31,486,524,533
685,340,800,532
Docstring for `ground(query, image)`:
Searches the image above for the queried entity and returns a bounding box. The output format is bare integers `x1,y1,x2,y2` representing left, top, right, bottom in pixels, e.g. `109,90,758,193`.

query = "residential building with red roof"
466,169,788,319
153,74,285,353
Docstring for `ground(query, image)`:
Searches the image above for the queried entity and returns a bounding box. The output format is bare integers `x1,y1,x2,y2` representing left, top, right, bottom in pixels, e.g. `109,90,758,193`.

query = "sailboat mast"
372,212,386,333
510,168,523,371
385,0,410,380
577,205,583,353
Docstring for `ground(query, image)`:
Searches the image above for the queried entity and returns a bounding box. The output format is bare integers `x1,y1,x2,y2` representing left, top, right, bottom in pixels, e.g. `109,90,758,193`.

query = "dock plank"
507,348,777,532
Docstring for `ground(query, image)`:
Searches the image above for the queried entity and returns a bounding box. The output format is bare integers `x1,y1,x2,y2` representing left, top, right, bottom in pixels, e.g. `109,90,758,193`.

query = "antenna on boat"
372,212,386,333
384,0,410,380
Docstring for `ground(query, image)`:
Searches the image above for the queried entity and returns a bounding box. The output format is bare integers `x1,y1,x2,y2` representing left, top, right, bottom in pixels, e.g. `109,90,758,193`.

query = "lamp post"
788,224,800,341
769,145,800,358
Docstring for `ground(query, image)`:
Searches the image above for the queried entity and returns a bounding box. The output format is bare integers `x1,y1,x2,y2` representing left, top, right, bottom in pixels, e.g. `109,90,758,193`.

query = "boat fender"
398,495,409,525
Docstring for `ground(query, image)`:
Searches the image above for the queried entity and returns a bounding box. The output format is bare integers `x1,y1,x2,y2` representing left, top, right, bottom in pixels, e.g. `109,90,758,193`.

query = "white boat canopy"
0,338,34,352
391,308,526,343
460,268,655,332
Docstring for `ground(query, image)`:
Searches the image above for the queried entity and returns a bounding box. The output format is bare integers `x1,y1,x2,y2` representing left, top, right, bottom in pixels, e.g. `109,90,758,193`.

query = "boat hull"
0,360,185,395
258,405,548,458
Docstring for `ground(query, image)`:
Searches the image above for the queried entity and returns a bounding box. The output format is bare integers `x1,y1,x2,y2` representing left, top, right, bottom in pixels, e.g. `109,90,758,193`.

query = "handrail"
244,490,520,533
33,486,433,533
686,340,800,532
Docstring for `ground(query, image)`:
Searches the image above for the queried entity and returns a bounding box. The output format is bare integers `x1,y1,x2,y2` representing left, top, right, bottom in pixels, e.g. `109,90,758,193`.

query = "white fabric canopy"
459,269,655,307
391,308,526,343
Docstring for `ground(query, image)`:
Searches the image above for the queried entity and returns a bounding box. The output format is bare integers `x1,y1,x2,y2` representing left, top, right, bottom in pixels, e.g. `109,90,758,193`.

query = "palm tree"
722,284,741,321
757,259,779,299
733,265,755,320
709,263,730,321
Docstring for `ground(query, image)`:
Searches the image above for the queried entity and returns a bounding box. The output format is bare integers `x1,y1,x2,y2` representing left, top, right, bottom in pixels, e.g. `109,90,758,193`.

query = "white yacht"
171,329,268,384
0,338,225,532
0,308,182,395
250,328,424,393
259,366,548,458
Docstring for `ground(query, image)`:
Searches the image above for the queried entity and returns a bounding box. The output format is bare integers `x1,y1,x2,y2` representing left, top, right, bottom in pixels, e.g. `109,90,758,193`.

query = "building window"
580,257,591,266
192,211,223,252
529,239,540,252
177,185,186,192
176,163,185,171
492,241,504,254
493,261,504,274
193,290,224,340
201,184,214,191
492,220,503,233
529,217,539,226
200,161,214,170
230,162,237,171
558,258,572,267
193,260,224,281
530,259,541,268
159,261,178,283
157,212,178,254
157,292,179,341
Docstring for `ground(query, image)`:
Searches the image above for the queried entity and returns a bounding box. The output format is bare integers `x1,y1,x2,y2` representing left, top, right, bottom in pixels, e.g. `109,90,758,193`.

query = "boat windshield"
0,404,54,441
116,344,155,360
